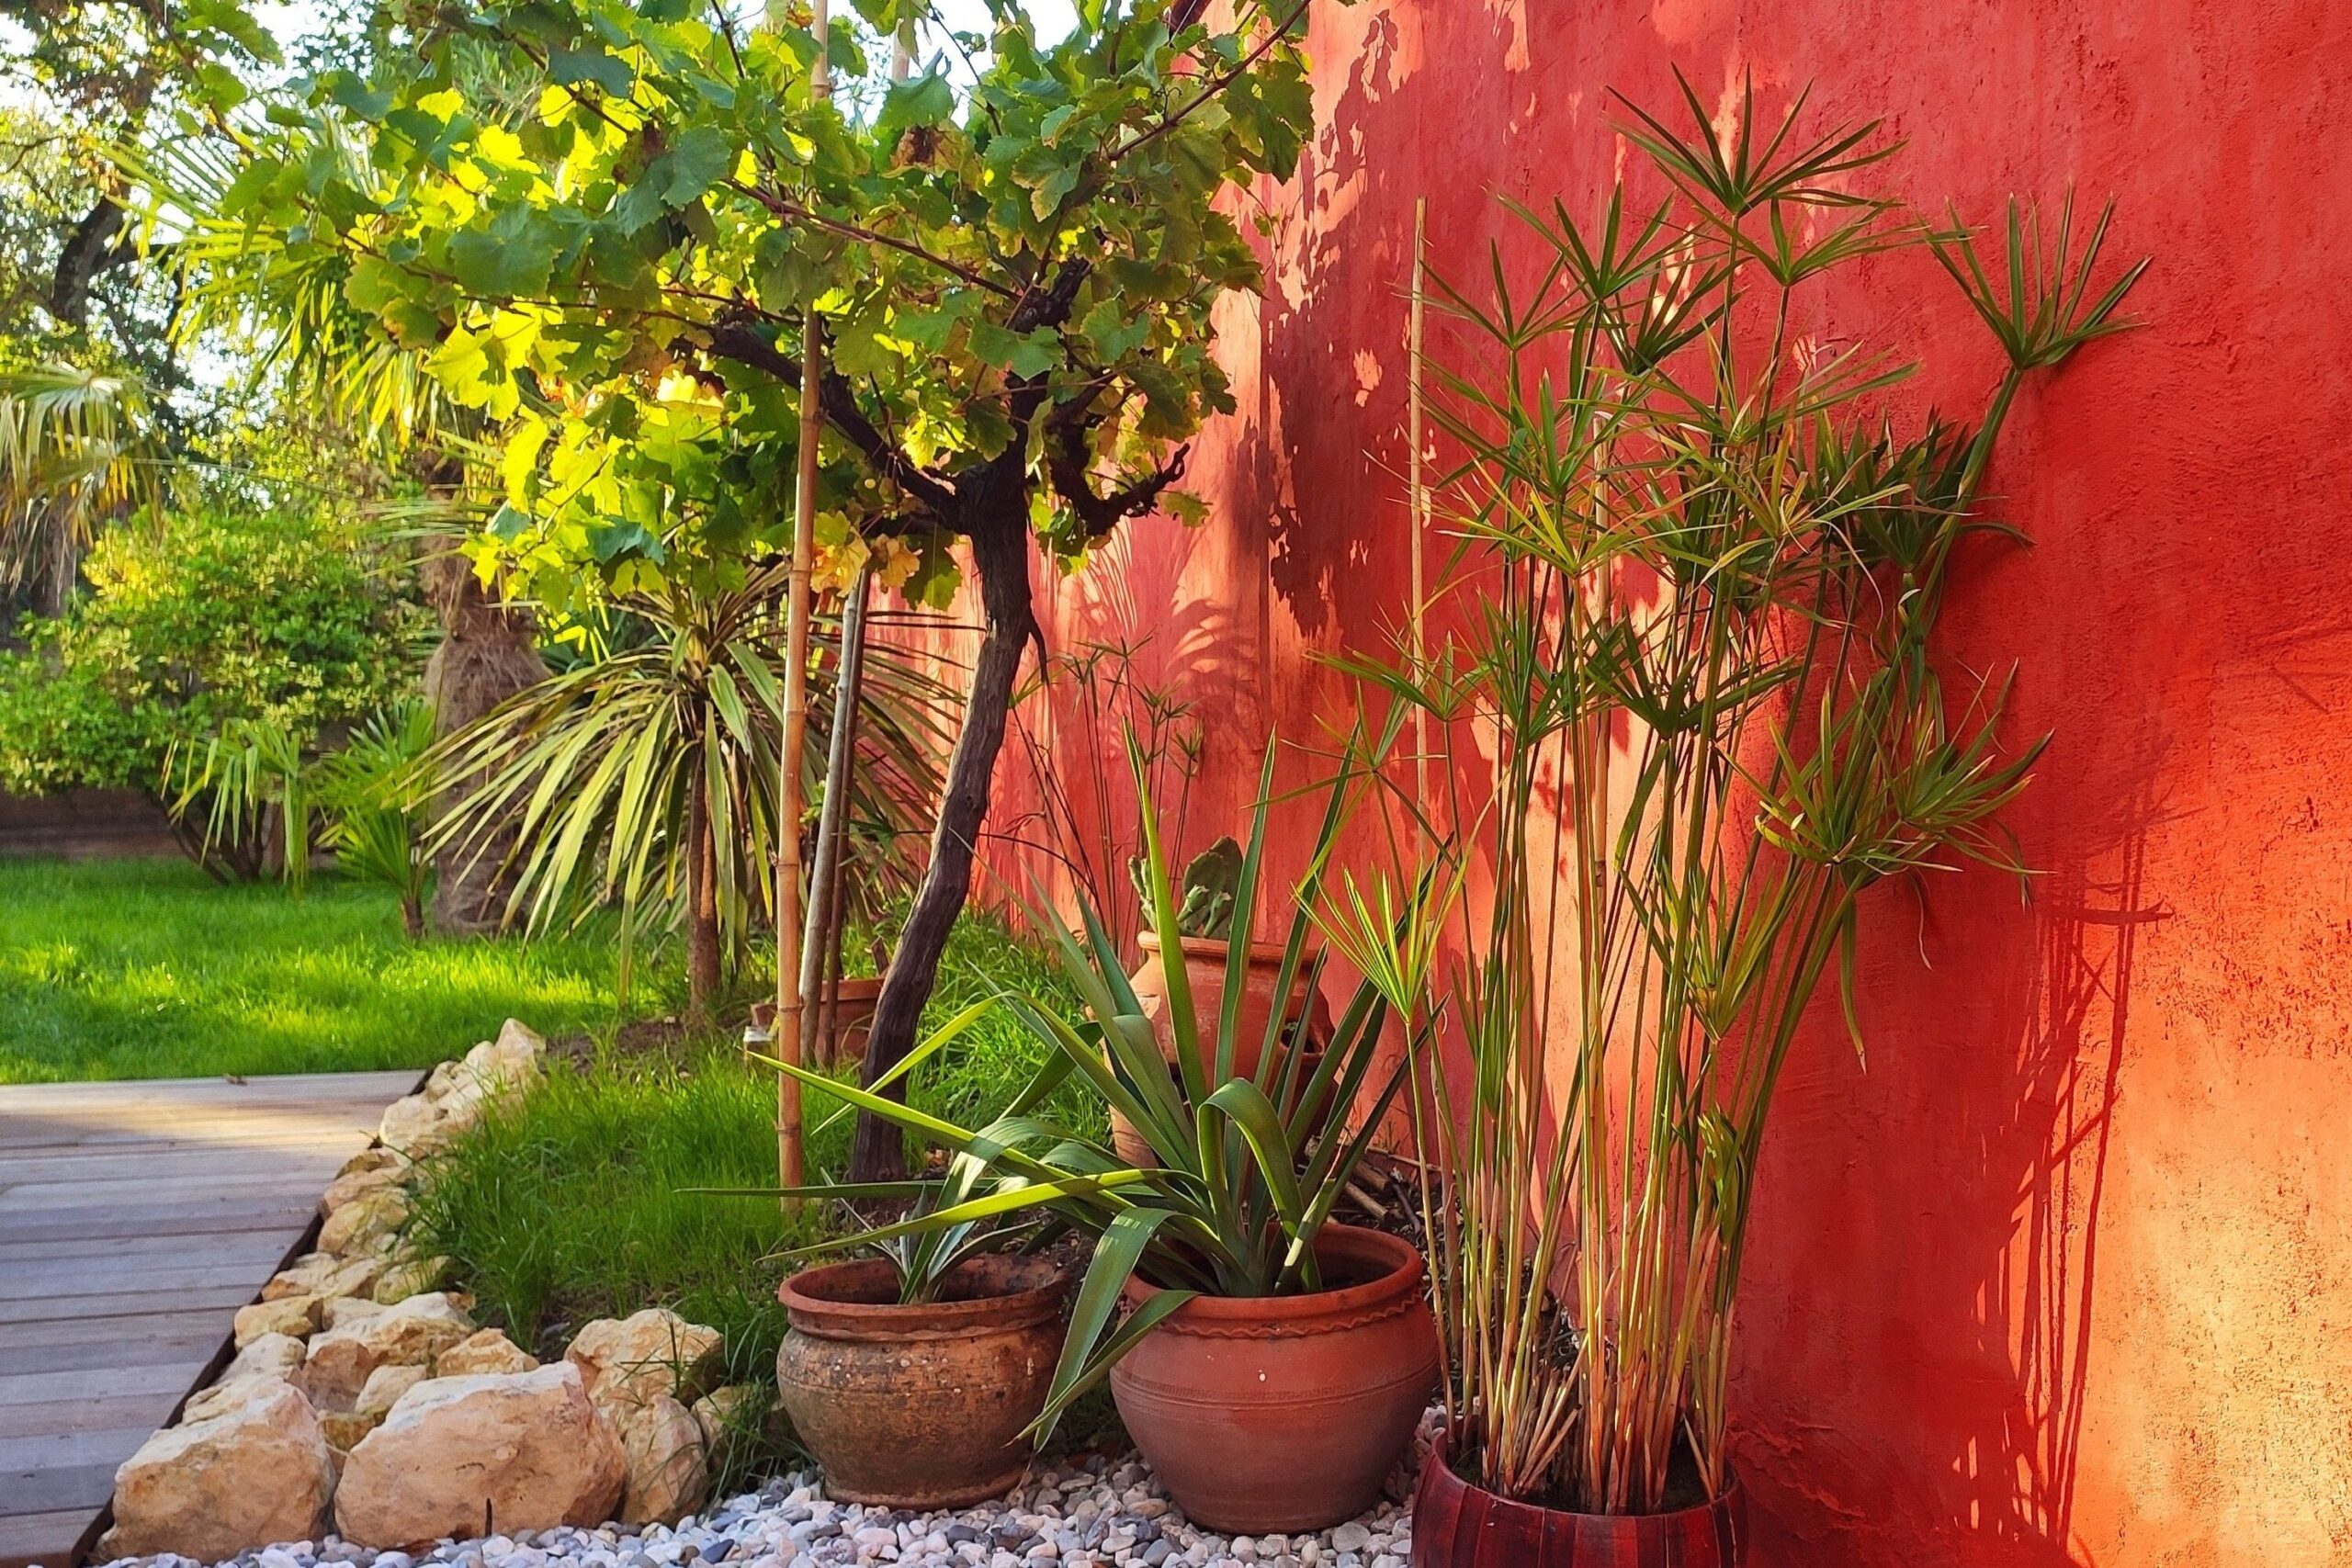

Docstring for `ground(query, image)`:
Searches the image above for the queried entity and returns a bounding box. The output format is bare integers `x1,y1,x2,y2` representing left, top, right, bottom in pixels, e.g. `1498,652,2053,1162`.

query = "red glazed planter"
1110,1224,1439,1533
1411,1433,1748,1568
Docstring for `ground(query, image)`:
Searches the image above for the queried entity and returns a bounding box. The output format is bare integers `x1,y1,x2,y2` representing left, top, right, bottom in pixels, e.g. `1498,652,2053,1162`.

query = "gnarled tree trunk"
848,499,1036,1180
421,551,548,935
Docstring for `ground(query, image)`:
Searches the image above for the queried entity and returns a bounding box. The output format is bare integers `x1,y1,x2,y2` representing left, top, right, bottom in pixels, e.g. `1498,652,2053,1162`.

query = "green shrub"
0,505,423,803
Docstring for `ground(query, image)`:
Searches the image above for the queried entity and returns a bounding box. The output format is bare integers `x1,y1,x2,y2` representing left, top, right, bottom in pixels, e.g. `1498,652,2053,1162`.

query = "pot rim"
1422,1426,1747,1519
1121,1222,1425,1335
1136,931,1308,965
780,1253,1067,1338
823,975,886,998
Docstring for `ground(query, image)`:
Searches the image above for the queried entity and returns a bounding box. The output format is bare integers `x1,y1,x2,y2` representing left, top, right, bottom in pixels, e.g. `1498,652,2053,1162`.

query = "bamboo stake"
800,560,872,1061
775,0,833,1195
1408,197,1430,809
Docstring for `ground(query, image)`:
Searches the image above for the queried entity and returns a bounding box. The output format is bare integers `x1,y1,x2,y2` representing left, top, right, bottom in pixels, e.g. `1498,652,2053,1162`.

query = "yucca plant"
850,1150,1046,1308
749,727,1431,1436
1329,77,2145,1516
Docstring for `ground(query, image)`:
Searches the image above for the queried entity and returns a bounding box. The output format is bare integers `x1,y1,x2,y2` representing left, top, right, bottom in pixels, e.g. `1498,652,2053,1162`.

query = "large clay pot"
1109,1223,1439,1533
1410,1432,1749,1568
775,1254,1066,1507
1112,933,1335,1166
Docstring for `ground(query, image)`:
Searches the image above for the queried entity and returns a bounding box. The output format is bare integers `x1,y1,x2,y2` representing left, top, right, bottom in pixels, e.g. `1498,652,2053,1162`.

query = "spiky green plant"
1329,76,2146,1515
318,699,439,936
424,558,952,1021
743,726,1430,1438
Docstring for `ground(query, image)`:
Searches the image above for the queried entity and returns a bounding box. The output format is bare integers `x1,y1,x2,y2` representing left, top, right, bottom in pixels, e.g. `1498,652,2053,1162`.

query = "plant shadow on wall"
1243,1,1529,643
1939,732,2171,1565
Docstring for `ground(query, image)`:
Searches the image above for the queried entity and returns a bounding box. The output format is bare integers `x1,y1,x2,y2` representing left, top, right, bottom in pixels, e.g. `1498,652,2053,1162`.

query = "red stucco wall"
998,2,2352,1562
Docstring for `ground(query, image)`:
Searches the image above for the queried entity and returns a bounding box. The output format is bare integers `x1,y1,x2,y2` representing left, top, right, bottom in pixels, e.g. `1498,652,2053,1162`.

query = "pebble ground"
93,1415,1435,1568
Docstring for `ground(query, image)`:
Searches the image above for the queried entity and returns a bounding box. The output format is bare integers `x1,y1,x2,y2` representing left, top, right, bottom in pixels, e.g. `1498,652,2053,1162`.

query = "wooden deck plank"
0,1071,420,1568
0,1362,197,1411
0,1199,319,1244
0,1259,308,1306
0,1231,294,1269
0,1330,229,1379
0,1515,97,1568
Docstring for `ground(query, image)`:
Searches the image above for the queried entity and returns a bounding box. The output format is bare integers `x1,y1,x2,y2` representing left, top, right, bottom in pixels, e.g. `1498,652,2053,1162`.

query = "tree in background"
0,502,424,874
187,0,1342,1174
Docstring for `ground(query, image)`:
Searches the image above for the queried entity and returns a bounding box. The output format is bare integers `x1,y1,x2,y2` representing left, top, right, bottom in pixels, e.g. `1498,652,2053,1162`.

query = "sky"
249,0,1082,71
0,1,1081,113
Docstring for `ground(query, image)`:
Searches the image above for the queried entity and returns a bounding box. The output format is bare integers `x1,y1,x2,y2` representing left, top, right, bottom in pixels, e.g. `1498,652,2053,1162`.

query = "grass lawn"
405,909,1114,1472
0,856,634,1083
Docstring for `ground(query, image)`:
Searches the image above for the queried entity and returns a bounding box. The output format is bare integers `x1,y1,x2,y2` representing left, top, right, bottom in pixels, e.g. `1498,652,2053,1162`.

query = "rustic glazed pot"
1109,1223,1439,1533
1112,933,1335,1166
1410,1433,1748,1568
775,1254,1066,1508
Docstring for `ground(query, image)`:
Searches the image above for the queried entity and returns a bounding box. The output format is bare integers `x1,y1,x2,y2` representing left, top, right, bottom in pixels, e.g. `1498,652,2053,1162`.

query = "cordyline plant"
422,553,954,1019
1327,78,2146,1515
177,0,1348,1177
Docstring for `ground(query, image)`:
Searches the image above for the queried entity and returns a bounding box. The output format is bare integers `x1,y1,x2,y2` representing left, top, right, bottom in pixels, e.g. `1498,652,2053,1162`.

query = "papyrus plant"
1329,79,2144,1514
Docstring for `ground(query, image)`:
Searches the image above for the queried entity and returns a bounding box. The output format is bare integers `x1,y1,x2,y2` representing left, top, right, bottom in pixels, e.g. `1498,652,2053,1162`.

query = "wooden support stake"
775,0,834,1197
1408,197,1430,809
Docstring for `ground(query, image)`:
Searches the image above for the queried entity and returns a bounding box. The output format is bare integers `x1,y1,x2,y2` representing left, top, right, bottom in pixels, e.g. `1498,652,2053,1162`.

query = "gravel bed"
95,1414,1434,1568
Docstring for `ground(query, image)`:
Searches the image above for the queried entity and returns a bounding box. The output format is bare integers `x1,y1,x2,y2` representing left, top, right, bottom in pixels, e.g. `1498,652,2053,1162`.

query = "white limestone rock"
435,1326,539,1377
563,1308,722,1406
303,1290,476,1410
333,1363,625,1549
99,1382,334,1562
232,1295,321,1346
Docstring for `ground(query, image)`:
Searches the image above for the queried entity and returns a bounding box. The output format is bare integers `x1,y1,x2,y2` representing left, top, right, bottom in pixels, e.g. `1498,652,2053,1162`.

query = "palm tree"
0,364,154,624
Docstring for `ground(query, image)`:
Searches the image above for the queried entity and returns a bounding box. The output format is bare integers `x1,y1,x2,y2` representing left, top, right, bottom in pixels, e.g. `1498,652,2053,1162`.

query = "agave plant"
1326,76,2146,1516
751,727,1430,1436
1131,834,1243,941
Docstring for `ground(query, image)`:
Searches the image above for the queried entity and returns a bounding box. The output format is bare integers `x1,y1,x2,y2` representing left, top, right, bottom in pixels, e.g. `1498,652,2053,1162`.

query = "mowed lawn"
0,857,629,1083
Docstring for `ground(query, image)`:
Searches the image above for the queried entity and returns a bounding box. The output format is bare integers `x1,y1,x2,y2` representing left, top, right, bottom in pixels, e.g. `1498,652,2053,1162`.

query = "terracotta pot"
1410,1433,1748,1568
775,1254,1066,1508
1112,933,1336,1165
818,975,884,1067
1109,1223,1439,1533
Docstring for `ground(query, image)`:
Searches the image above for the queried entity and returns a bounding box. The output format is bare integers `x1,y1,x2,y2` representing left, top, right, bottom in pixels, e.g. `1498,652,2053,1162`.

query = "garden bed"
97,1422,1430,1568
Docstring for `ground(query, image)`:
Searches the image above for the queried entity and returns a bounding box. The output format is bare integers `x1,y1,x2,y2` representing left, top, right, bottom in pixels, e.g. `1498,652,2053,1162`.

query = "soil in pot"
775,1253,1067,1508
1108,1222,1438,1534
1411,1432,1748,1568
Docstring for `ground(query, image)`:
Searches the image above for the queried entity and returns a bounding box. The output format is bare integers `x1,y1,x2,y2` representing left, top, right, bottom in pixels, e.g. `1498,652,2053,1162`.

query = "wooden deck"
0,1071,422,1568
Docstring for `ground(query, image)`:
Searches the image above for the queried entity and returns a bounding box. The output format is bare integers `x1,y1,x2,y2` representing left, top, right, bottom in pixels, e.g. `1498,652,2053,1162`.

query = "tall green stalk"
1334,77,2145,1514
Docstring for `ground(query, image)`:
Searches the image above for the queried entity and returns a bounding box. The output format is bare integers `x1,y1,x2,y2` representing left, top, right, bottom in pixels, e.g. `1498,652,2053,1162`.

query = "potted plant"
758,734,1441,1533
1324,82,2144,1568
772,1157,1070,1508
1112,835,1335,1165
